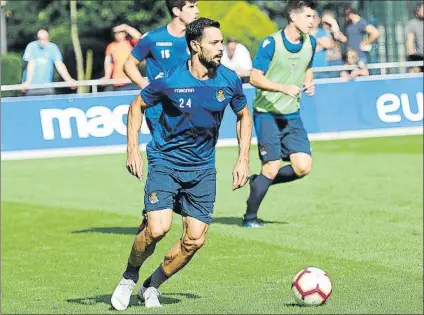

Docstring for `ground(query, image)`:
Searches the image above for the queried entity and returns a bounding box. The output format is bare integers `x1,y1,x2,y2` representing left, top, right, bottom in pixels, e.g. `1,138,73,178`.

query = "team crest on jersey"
216,89,225,102
149,192,159,204
260,146,267,156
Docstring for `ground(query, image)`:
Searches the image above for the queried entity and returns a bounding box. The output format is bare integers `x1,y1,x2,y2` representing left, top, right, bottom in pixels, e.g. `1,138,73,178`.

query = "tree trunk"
70,0,85,93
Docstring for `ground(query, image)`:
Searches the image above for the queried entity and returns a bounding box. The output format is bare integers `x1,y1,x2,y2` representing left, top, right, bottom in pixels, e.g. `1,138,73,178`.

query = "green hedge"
198,1,279,57
1,53,23,97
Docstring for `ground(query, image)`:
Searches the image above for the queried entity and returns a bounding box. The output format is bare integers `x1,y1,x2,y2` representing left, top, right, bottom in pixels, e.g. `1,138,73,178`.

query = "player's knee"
262,162,280,179
147,224,171,241
293,160,312,177
182,236,206,255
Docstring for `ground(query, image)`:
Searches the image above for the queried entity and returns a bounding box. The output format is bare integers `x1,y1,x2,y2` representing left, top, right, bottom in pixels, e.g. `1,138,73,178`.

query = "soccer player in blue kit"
111,18,252,310
124,0,199,133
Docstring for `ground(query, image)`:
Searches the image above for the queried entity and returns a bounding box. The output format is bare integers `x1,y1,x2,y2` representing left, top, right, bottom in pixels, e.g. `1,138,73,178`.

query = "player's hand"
281,85,302,98
232,158,250,191
126,150,143,180
303,83,315,96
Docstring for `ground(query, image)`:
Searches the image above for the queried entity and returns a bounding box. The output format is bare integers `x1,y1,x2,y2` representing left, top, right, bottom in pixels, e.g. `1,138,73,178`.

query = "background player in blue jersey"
124,0,199,133
242,0,317,228
111,18,252,310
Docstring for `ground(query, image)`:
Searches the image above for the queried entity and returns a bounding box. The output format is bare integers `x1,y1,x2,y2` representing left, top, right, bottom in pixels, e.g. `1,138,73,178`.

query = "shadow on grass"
72,227,138,235
282,302,303,307
67,292,200,309
213,216,289,227
72,217,288,235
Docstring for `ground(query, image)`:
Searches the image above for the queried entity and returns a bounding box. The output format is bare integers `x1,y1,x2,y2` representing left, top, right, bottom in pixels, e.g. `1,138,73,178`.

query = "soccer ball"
291,267,332,306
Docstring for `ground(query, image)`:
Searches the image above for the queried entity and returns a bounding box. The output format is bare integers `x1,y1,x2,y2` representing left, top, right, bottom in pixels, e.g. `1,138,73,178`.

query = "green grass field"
1,136,423,314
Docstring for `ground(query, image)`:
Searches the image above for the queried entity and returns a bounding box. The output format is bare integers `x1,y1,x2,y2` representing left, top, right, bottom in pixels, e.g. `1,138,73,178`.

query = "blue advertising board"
1,76,422,155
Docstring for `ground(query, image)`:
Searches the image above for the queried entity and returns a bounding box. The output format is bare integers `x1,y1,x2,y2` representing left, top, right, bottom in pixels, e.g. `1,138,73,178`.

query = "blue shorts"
254,111,311,163
144,165,216,224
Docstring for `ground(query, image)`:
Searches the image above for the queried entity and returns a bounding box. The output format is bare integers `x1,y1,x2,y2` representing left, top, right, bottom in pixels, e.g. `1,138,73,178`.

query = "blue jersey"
132,25,190,81
132,25,191,132
140,63,247,170
253,32,317,73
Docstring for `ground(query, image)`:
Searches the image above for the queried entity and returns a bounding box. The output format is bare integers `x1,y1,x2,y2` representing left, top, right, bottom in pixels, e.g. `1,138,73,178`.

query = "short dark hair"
186,17,221,53
285,0,317,22
342,5,358,18
165,0,197,17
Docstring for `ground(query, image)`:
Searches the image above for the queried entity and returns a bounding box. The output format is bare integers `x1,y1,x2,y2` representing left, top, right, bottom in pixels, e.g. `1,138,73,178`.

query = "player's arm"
233,105,252,191
231,77,252,191
250,38,301,98
127,78,165,179
303,68,315,96
126,94,147,180
303,36,316,96
250,70,300,97
124,34,151,89
124,55,149,89
236,106,252,162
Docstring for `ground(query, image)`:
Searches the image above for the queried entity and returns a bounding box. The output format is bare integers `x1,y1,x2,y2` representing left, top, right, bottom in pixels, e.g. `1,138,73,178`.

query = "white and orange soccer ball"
291,267,332,306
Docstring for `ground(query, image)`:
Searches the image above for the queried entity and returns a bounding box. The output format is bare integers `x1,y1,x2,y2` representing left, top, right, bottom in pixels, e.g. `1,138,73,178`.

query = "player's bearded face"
198,28,224,69
198,46,221,69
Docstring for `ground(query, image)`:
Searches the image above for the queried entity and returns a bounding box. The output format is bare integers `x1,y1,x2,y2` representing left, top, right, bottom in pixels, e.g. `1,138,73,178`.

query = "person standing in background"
221,37,253,82
321,10,344,78
309,10,333,79
101,24,142,91
334,5,380,64
21,29,77,96
406,2,424,73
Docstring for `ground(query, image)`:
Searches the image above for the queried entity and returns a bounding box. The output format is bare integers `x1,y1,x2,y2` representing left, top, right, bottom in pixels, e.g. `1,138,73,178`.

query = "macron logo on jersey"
156,42,173,47
174,88,195,93
262,39,271,48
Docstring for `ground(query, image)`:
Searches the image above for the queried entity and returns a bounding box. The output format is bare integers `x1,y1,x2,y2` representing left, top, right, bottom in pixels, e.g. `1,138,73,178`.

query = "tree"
198,1,278,56
5,0,169,81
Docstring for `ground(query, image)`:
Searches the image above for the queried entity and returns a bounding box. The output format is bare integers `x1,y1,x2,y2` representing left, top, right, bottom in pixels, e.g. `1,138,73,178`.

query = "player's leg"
243,112,281,227
139,169,214,307
275,116,312,184
111,166,177,311
141,217,208,301
111,210,173,311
